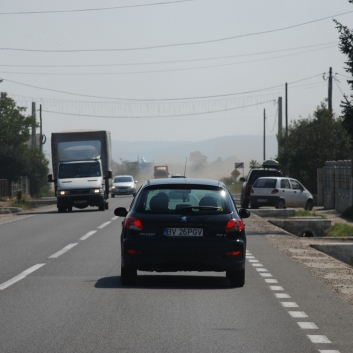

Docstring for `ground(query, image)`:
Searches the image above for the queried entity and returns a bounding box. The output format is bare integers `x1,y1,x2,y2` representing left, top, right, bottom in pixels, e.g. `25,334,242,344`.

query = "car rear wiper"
180,206,221,211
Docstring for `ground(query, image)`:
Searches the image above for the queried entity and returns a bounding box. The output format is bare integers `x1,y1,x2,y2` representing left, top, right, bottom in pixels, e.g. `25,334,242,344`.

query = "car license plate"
163,228,203,236
258,199,267,202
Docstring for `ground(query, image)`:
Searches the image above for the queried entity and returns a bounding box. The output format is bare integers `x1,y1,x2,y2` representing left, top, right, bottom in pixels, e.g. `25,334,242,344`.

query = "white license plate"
163,228,203,236
257,199,267,202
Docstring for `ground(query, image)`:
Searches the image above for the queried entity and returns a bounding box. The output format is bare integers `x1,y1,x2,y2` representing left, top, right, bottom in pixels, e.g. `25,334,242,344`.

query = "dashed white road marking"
49,243,78,258
288,311,308,318
281,302,299,308
319,350,340,353
0,264,45,290
248,259,259,263
265,279,278,283
80,230,97,241
246,256,255,259
256,268,268,272
275,293,291,299
297,322,318,329
307,335,331,344
270,286,284,291
252,263,263,267
97,221,111,229
260,273,273,277
111,216,118,221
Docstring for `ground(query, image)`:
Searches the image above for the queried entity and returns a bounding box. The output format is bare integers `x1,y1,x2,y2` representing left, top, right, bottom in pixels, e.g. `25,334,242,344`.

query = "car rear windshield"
135,185,232,214
253,178,277,188
114,176,133,183
248,170,281,183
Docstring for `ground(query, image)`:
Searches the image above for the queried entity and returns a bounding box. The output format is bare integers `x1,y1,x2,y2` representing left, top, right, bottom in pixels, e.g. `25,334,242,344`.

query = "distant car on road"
240,160,282,208
111,175,137,197
250,177,313,210
114,178,250,287
171,174,186,178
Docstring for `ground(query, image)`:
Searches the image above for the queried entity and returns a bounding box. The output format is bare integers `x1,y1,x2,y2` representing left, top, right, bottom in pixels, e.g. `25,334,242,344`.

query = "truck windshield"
59,162,101,179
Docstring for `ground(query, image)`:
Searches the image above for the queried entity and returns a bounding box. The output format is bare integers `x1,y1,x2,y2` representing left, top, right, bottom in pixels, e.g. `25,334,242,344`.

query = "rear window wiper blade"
180,206,221,211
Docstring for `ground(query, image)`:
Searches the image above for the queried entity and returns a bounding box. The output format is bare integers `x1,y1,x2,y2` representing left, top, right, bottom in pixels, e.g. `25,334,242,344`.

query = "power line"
42,99,276,119
0,0,196,15
1,11,352,52
0,74,322,102
0,42,338,68
0,46,336,76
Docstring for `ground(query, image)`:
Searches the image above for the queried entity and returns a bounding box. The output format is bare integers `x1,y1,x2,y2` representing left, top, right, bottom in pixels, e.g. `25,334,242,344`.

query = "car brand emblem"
181,216,187,222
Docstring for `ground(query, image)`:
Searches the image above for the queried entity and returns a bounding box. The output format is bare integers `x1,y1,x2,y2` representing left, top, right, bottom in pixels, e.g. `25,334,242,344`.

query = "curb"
0,207,22,214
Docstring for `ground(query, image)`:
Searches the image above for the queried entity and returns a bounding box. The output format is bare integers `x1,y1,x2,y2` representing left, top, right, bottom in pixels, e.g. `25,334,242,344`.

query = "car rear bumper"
250,195,280,206
112,189,135,195
122,238,245,272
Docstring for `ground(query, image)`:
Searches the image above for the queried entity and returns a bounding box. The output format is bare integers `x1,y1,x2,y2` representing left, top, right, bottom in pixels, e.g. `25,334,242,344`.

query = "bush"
325,223,353,237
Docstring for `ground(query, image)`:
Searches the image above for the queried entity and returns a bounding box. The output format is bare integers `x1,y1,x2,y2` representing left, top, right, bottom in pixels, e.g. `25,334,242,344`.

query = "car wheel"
277,199,285,209
305,199,313,211
105,202,109,210
98,204,105,211
111,194,115,198
121,265,137,285
227,269,245,288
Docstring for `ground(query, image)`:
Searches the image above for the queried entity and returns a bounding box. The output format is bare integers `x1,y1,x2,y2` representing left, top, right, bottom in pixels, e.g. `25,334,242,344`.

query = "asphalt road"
0,197,352,353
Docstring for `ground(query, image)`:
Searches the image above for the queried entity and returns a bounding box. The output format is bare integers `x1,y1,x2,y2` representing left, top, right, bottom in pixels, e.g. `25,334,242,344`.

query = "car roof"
114,175,133,178
144,178,223,187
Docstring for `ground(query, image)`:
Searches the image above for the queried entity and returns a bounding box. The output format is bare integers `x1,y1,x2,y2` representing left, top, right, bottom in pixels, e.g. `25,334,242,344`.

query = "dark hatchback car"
114,178,250,287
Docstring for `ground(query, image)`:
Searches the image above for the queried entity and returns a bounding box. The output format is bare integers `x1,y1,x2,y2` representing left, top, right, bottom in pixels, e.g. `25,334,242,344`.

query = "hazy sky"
1,0,353,143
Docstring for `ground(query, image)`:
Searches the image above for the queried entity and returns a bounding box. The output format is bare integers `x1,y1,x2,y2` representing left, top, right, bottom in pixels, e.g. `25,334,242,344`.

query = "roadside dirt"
246,210,353,307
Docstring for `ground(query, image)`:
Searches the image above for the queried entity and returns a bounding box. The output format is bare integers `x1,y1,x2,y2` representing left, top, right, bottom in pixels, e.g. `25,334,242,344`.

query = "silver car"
111,175,137,197
250,177,313,210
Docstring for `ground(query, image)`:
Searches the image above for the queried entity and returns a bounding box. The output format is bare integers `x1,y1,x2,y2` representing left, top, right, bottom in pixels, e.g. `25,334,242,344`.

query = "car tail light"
245,183,249,193
127,249,142,255
125,217,143,230
225,218,244,232
225,250,241,257
271,189,279,194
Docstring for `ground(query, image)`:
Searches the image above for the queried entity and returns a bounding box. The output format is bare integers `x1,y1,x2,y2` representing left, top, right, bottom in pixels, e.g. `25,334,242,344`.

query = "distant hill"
111,134,278,168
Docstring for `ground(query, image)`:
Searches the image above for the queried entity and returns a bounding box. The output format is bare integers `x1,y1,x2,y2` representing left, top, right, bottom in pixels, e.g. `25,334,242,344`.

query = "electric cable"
0,11,352,52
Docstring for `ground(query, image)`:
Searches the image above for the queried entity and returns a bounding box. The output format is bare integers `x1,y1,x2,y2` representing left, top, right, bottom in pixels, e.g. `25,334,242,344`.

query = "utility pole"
40,104,43,152
285,83,288,137
328,67,333,114
263,109,266,161
278,97,283,155
31,102,36,148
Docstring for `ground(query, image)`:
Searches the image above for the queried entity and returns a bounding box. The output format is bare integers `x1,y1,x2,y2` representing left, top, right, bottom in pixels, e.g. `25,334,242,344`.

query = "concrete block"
310,243,353,266
268,218,331,237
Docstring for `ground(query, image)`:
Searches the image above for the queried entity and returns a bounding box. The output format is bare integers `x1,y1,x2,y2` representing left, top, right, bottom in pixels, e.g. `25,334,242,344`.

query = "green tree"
249,160,261,169
0,93,49,196
334,0,353,139
277,102,351,193
189,151,208,172
113,159,140,179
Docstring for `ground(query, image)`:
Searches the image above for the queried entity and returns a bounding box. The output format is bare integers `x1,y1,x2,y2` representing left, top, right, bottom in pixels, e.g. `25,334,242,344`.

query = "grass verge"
325,222,353,237
293,210,326,218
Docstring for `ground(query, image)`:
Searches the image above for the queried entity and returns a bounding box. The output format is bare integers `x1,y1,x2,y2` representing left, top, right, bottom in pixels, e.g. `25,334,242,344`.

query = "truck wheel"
58,206,66,213
99,204,105,211
227,269,245,288
105,202,109,210
67,206,73,212
111,194,115,198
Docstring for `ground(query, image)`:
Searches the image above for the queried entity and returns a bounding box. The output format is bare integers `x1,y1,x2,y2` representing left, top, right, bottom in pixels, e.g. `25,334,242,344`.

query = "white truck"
48,130,112,212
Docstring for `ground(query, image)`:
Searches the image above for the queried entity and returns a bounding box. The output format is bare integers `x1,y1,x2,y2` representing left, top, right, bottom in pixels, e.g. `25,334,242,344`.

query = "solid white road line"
0,264,45,290
97,221,111,229
288,311,308,318
297,322,318,329
49,243,78,258
80,230,97,241
307,335,331,344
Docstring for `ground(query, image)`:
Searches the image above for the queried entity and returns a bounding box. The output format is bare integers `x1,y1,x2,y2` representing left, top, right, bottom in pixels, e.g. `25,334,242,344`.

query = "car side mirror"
238,208,250,219
114,207,128,217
